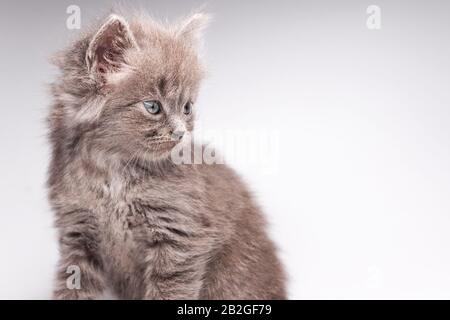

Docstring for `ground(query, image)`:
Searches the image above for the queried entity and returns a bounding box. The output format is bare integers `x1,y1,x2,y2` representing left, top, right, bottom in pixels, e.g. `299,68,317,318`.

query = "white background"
0,0,449,299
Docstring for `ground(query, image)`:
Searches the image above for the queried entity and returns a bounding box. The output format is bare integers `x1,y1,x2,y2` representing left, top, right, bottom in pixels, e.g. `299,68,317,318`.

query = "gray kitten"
48,11,286,299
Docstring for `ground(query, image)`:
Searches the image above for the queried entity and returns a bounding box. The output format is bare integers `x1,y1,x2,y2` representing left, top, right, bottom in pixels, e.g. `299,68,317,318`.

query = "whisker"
122,148,141,175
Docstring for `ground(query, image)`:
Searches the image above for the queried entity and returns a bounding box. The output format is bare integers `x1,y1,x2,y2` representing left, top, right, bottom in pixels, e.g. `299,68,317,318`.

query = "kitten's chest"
99,178,211,250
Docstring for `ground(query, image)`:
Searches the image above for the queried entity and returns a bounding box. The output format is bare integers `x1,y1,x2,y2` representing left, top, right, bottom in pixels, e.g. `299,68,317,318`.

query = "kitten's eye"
183,101,193,115
143,100,161,114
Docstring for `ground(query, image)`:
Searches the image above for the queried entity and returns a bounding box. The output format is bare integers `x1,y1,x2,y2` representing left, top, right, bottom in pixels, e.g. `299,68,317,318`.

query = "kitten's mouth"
154,140,177,146
148,139,179,152
145,134,187,156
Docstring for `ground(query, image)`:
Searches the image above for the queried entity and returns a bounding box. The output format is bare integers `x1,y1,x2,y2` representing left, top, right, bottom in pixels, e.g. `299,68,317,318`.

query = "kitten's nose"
171,130,185,141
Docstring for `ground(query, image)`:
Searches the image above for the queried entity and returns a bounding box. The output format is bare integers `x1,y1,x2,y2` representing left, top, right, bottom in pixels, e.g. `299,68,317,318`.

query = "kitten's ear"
86,14,138,83
175,13,210,43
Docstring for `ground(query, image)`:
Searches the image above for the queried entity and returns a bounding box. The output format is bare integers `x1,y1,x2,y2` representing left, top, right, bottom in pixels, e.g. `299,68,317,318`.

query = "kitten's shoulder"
190,148,250,197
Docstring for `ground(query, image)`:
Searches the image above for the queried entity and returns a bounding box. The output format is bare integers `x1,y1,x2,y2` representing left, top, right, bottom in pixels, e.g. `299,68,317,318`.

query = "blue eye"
143,100,161,114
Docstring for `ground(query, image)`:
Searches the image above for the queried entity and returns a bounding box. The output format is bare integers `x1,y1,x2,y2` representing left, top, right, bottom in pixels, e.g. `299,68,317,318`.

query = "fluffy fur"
48,11,286,299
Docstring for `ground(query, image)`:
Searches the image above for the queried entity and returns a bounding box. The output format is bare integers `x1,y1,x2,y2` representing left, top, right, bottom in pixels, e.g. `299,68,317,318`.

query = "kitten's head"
51,12,209,163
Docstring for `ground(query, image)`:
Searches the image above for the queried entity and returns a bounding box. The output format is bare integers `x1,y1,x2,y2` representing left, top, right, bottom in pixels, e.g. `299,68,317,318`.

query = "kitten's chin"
145,149,173,162
143,141,180,162
120,139,184,168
